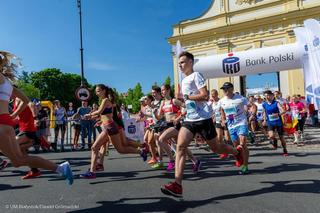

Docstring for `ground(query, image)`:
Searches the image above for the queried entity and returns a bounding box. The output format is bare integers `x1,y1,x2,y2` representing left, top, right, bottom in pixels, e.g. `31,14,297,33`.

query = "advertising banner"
124,118,145,143
193,43,303,79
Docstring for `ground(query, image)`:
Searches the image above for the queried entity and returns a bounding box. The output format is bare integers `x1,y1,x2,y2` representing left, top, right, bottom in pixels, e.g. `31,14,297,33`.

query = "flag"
173,40,185,98
295,19,320,110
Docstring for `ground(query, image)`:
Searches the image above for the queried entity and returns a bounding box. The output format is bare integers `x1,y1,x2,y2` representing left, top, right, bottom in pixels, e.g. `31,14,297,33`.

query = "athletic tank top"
263,100,282,126
160,99,179,114
0,77,13,101
13,101,36,132
255,102,264,121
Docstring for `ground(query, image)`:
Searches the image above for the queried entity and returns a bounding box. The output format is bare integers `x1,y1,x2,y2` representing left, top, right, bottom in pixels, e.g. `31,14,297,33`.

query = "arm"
277,103,285,115
187,86,208,101
10,88,29,119
220,108,227,127
88,99,109,117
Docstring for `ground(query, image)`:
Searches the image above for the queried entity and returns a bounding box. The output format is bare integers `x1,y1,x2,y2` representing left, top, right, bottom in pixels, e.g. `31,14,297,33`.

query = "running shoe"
60,161,74,185
96,163,104,171
166,161,175,172
147,157,158,164
0,160,8,171
219,154,228,159
140,148,149,162
79,171,96,179
151,162,165,170
192,159,202,174
272,139,278,149
161,182,182,197
21,170,41,179
283,148,288,157
248,131,255,144
239,165,249,175
234,146,244,167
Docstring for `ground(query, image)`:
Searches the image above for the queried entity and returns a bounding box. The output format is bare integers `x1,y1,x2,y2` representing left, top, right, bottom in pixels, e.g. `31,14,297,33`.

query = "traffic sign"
75,86,92,102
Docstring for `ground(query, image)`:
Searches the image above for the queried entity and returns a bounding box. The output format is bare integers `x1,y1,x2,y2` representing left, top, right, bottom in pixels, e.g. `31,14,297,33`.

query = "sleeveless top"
0,77,13,101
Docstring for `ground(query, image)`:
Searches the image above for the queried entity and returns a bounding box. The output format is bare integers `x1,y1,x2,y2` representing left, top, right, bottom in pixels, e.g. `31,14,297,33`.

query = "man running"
219,82,250,175
262,90,288,156
161,52,243,197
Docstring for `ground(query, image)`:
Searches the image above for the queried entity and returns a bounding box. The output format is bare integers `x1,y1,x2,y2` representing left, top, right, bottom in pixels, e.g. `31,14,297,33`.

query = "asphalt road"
1,139,320,213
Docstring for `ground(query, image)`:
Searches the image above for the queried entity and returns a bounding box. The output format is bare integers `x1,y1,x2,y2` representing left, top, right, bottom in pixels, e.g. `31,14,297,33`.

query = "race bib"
224,106,237,116
186,100,197,119
292,112,301,120
268,114,279,121
215,111,221,122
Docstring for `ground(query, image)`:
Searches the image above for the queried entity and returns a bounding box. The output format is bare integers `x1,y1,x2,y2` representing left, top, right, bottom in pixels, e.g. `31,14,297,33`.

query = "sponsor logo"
222,53,240,74
128,123,136,134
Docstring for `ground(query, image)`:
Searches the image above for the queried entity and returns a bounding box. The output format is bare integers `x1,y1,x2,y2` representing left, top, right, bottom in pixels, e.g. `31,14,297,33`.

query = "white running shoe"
59,161,74,185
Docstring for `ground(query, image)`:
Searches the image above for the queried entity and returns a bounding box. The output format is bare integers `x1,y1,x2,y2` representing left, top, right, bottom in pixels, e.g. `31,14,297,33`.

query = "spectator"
77,101,92,150
36,103,49,150
120,104,130,120
66,102,76,118
53,100,67,152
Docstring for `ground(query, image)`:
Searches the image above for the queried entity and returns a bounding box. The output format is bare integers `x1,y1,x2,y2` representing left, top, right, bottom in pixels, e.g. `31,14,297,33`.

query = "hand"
183,94,189,101
173,119,179,126
94,120,102,127
10,114,17,120
262,121,267,126
84,114,91,119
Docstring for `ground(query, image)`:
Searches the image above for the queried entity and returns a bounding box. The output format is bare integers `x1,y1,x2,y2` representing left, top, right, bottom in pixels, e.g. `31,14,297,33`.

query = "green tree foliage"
29,68,89,107
16,80,40,99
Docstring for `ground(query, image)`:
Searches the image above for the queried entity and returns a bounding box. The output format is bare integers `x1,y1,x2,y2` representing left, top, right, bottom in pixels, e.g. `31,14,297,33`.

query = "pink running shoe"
166,161,175,172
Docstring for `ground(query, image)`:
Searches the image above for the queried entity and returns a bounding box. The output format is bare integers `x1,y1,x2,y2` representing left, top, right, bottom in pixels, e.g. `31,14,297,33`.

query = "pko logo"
222,53,240,74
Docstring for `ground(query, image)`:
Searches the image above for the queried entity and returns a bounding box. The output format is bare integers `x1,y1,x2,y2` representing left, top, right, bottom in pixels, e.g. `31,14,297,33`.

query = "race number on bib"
268,114,279,121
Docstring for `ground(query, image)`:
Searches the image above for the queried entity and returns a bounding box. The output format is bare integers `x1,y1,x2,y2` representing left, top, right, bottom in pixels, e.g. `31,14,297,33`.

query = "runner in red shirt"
14,97,42,179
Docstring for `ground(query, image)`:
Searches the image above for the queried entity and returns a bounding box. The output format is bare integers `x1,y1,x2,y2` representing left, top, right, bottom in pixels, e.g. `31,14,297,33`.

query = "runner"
0,51,73,184
290,94,306,144
247,95,258,144
161,52,243,197
79,84,148,179
219,82,250,175
154,84,200,172
13,97,42,179
255,95,268,139
209,89,230,159
262,90,288,156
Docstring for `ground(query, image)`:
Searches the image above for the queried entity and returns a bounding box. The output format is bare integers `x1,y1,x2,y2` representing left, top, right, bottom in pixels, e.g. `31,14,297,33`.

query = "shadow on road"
69,179,320,213
0,184,32,191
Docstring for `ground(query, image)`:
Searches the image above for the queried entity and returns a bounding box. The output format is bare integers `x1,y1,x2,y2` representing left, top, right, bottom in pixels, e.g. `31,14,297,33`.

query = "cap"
139,96,146,102
220,82,234,90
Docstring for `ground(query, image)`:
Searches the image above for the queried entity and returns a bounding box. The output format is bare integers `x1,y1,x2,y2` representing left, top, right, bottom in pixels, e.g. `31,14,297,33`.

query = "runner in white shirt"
219,82,250,175
161,52,244,197
255,95,268,138
210,89,231,159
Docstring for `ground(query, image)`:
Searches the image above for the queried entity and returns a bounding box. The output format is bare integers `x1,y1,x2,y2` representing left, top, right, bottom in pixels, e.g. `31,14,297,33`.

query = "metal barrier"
42,119,99,151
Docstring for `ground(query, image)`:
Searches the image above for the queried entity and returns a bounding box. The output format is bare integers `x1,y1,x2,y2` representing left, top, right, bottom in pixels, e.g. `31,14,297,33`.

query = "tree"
29,68,89,107
16,80,40,99
164,76,171,86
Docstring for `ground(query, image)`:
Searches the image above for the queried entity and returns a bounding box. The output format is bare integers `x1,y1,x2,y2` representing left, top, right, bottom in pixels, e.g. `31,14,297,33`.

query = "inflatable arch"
185,19,320,110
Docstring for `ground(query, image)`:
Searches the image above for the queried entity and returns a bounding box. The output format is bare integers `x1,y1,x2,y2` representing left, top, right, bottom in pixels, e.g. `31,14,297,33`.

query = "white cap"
139,96,146,102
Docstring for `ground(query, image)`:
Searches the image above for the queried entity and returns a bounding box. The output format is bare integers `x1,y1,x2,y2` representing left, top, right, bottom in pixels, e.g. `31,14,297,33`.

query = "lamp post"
77,0,85,86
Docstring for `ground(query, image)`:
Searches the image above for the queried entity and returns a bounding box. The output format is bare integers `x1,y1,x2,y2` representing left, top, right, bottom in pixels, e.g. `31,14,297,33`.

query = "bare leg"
175,127,194,185
90,131,109,172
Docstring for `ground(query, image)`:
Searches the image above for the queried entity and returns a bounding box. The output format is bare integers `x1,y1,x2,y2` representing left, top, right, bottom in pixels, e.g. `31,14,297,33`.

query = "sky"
1,0,274,94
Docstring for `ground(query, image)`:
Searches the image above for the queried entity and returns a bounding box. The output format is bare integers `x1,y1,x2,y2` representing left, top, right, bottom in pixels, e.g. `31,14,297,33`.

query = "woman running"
0,51,73,185
79,84,148,179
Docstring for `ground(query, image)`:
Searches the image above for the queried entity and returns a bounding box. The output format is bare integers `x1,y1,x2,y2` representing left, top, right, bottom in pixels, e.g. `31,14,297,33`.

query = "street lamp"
77,0,85,86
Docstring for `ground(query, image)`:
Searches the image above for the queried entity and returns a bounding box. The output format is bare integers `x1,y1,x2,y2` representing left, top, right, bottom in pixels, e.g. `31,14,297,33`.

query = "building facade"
168,0,320,96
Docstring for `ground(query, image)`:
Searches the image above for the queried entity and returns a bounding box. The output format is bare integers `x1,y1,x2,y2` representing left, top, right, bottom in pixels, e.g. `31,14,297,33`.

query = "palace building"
168,0,320,96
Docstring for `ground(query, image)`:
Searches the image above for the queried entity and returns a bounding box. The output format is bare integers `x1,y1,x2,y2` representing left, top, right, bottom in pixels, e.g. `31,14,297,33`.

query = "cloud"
87,61,116,71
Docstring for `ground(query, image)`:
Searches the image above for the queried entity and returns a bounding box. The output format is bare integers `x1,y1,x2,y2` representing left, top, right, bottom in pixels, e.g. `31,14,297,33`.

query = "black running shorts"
182,118,217,141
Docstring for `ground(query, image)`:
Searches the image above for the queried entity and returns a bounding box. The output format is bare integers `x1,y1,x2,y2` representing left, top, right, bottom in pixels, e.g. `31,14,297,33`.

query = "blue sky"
1,0,213,93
